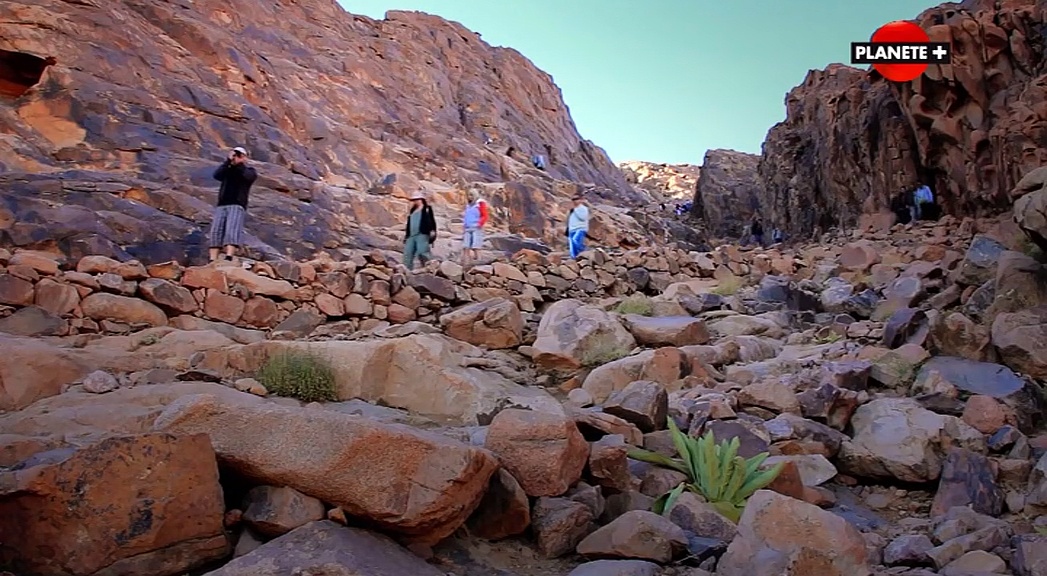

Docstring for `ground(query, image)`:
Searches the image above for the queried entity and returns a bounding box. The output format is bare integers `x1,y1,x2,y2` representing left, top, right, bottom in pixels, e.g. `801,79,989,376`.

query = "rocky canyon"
3,1,1047,576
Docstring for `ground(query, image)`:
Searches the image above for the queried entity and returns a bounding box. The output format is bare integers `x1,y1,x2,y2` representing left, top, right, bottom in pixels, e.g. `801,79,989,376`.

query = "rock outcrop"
759,0,1047,238
0,0,654,264
692,149,761,239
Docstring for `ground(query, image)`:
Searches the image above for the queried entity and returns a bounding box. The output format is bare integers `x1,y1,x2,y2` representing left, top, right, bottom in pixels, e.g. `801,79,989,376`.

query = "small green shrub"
580,341,632,367
711,276,743,296
616,294,654,316
256,349,337,403
628,419,783,523
1017,236,1046,263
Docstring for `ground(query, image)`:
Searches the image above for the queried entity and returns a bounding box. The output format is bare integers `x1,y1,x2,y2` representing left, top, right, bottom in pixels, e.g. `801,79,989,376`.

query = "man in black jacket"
208,147,258,262
403,192,437,270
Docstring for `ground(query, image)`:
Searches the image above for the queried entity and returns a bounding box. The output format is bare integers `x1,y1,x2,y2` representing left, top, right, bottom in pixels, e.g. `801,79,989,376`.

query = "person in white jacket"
566,193,590,259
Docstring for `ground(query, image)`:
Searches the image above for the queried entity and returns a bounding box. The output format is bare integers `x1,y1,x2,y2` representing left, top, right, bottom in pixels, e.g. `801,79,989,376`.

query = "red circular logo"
870,21,930,82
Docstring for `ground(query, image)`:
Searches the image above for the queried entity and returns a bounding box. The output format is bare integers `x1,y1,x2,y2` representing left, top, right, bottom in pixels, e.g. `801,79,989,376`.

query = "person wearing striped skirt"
208,147,257,262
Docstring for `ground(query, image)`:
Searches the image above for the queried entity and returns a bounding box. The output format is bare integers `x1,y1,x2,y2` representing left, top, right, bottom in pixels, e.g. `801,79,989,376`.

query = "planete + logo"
850,20,952,82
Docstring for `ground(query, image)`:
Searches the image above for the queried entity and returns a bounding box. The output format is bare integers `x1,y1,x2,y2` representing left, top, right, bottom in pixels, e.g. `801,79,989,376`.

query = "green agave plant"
627,417,784,523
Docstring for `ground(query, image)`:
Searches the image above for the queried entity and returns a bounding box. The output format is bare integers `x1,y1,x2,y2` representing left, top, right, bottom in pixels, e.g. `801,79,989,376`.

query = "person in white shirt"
566,194,590,259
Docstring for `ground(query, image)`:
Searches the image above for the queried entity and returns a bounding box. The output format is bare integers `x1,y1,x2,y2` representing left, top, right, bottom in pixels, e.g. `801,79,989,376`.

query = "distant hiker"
403,192,438,271
209,146,257,263
566,193,590,259
913,184,934,221
772,228,784,244
461,189,489,268
750,217,764,247
532,154,547,170
891,191,912,225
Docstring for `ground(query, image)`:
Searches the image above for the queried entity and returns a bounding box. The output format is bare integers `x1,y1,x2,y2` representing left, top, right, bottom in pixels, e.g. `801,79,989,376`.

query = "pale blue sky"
338,1,940,164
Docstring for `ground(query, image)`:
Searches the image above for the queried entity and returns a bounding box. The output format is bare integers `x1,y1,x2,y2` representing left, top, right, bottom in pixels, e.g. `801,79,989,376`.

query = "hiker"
208,146,258,263
461,188,489,268
750,217,764,247
566,193,590,259
403,192,438,271
772,228,784,244
890,191,912,225
532,154,547,170
913,183,934,221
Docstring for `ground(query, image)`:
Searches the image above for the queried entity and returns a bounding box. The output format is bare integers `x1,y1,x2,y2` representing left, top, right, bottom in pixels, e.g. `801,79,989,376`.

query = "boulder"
992,306,1047,380
576,510,688,563
0,305,67,337
153,393,498,544
531,497,595,558
930,448,1003,518
582,348,688,403
81,292,168,327
138,278,199,314
837,398,946,483
716,490,871,576
567,560,662,576
439,297,524,349
201,335,560,425
532,299,637,372
242,485,326,538
0,433,228,576
484,408,589,497
915,356,1045,433
204,520,444,576
621,315,711,347
0,334,91,411
956,235,1007,286
602,380,668,433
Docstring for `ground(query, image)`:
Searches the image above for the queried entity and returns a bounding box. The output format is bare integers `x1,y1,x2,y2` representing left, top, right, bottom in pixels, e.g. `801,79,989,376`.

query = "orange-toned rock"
0,334,90,411
485,408,589,497
241,296,280,328
0,433,228,576
154,393,499,545
314,292,345,317
204,291,246,324
80,292,168,327
139,278,198,314
440,297,524,349
33,278,80,315
961,395,1013,435
182,266,229,292
8,250,59,275
717,490,871,576
0,274,34,306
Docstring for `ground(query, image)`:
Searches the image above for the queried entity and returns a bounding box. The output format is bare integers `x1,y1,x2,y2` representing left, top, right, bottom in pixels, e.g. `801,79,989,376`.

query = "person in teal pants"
403,192,438,270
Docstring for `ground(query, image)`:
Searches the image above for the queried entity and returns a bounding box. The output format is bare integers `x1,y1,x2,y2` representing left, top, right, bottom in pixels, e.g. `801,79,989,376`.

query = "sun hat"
231,146,248,156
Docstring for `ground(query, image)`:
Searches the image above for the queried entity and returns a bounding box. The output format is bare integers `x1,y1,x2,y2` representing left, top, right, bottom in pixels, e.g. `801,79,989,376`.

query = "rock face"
692,149,762,238
0,0,647,264
0,433,228,576
759,1,1047,237
620,161,700,200
152,393,499,544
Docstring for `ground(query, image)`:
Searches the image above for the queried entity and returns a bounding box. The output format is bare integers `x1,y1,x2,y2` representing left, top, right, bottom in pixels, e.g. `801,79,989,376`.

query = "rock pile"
2,211,1046,576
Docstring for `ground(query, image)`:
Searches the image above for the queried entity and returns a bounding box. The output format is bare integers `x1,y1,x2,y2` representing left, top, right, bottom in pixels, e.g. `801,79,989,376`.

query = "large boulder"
0,433,228,576
620,315,711,347
80,292,169,327
914,356,1046,433
0,334,91,411
439,297,524,349
1015,187,1047,254
532,299,637,372
153,393,499,544
717,490,871,576
582,348,689,404
204,521,444,576
484,408,589,497
992,306,1047,380
201,335,560,425
837,398,946,483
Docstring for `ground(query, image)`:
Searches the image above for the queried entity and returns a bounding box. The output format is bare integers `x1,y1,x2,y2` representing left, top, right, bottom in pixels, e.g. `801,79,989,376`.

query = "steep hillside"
759,0,1047,236
0,0,652,264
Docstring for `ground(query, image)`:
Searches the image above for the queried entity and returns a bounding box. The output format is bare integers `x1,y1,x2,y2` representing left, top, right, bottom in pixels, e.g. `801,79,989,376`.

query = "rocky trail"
2,205,1047,576
3,0,1047,574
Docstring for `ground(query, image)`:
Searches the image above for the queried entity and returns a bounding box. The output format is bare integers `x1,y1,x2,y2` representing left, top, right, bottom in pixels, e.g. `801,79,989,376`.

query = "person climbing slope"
461,188,489,268
403,192,437,271
566,193,590,259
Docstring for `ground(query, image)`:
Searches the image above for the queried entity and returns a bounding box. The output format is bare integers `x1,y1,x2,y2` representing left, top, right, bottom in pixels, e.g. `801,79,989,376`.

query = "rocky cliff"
758,0,1047,237
0,0,651,264
619,161,700,201
692,149,761,239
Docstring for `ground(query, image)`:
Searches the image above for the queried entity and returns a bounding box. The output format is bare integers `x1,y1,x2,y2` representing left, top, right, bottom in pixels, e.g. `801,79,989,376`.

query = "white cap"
232,147,247,155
